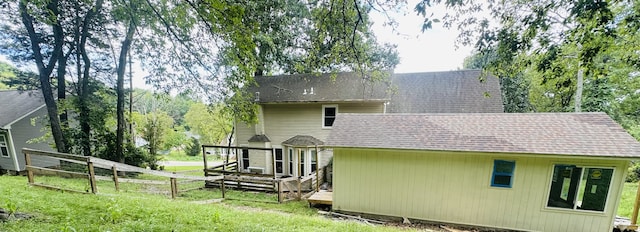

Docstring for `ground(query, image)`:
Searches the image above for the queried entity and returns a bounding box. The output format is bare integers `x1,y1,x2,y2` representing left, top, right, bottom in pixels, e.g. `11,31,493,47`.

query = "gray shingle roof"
249,70,503,113
250,72,390,103
0,90,46,128
248,134,271,142
326,113,640,158
388,70,504,113
282,135,324,147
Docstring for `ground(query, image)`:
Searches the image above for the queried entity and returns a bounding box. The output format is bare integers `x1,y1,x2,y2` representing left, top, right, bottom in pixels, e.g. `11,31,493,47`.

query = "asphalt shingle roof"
250,72,390,103
249,70,503,113
0,90,45,128
388,70,504,113
326,113,640,158
282,135,324,147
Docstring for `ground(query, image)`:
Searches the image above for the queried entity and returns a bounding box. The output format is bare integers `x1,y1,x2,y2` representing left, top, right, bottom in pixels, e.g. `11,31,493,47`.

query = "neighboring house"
0,90,56,172
234,70,503,176
326,113,640,232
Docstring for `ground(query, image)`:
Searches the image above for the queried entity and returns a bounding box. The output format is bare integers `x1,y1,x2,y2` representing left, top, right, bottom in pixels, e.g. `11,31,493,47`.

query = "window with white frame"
0,134,8,157
288,148,294,175
546,164,613,212
311,150,317,172
491,160,515,188
241,148,249,170
275,148,284,175
322,105,337,128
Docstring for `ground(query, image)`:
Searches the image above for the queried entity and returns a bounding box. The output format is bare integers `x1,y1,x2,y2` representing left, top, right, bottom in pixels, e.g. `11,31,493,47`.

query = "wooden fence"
23,148,324,204
23,148,223,199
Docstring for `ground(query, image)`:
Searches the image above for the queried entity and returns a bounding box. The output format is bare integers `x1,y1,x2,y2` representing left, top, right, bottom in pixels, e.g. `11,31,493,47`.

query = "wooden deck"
307,191,332,205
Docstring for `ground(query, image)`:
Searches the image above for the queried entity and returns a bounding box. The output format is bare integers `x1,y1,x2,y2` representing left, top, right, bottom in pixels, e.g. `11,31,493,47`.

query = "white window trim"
322,105,338,129
0,134,9,158
543,164,615,213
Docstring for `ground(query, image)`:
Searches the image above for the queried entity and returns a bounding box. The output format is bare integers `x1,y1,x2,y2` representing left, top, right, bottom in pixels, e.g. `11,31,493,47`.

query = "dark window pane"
275,149,283,160
311,164,317,172
324,118,335,127
1,147,7,157
493,175,511,186
276,162,283,173
242,149,249,158
325,107,336,116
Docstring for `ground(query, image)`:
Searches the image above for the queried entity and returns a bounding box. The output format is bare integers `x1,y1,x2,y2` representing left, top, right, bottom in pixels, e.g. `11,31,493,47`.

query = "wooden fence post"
221,177,226,199
25,152,34,184
170,177,177,199
87,161,97,194
631,180,640,225
112,165,120,191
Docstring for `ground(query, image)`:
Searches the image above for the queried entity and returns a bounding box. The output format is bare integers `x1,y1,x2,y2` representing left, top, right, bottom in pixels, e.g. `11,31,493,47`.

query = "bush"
627,161,640,182
186,137,201,157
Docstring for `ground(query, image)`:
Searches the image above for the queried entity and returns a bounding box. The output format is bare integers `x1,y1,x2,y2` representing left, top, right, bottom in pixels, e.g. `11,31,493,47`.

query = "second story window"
322,105,337,128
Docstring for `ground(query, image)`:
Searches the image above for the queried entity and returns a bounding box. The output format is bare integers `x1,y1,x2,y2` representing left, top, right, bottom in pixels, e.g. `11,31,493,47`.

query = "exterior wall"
234,102,383,175
7,108,56,171
0,131,15,171
333,148,628,232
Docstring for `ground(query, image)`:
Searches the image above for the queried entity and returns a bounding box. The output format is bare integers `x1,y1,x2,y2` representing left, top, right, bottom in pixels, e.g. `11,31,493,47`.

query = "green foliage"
186,137,201,157
185,103,232,145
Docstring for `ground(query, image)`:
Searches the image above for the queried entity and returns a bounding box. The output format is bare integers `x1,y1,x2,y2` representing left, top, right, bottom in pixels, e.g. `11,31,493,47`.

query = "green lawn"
618,182,638,218
0,175,405,232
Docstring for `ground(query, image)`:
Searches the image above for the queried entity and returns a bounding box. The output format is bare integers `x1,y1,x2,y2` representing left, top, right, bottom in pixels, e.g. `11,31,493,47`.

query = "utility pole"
574,43,583,113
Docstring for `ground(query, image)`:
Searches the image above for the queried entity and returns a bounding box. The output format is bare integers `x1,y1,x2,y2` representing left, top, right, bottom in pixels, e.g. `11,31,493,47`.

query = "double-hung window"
0,134,8,157
288,148,294,175
491,160,515,188
322,105,337,128
241,148,249,170
547,165,613,212
275,148,284,175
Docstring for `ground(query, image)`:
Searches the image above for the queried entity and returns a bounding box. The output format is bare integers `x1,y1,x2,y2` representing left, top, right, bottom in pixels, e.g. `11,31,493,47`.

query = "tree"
184,103,232,145
133,111,174,157
185,137,201,157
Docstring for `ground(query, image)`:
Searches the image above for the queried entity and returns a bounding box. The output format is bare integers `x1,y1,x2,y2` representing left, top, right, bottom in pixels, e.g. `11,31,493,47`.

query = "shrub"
186,137,201,157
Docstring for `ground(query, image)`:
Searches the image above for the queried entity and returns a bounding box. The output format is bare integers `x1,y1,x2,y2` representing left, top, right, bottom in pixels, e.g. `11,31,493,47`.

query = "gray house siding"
8,107,56,171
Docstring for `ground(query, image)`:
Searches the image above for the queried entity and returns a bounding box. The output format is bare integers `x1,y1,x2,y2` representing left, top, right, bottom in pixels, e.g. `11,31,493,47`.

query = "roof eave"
325,145,640,160
3,103,46,128
258,99,390,104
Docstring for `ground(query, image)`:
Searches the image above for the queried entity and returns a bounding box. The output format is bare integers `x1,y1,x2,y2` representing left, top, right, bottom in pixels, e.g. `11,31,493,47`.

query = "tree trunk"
19,1,67,153
116,21,136,163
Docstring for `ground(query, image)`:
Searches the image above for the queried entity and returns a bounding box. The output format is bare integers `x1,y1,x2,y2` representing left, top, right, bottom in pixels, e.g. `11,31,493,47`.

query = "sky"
370,2,474,73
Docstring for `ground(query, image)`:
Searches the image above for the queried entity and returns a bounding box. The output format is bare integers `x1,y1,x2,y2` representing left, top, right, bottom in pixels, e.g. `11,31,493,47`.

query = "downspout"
6,129,21,172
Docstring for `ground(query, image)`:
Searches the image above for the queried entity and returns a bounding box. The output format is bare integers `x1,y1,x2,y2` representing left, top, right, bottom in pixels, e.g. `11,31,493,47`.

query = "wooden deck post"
297,177,302,200
112,165,120,191
632,180,640,225
87,161,97,194
277,180,283,203
315,146,319,192
271,148,276,178
25,151,34,184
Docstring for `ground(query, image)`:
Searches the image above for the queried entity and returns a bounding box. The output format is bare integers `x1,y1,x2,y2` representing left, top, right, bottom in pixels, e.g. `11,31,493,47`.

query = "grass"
0,175,406,232
618,182,638,218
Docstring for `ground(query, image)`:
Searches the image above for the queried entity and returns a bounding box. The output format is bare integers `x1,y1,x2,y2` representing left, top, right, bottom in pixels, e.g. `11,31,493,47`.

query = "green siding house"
234,70,503,177
326,113,640,232
0,90,56,173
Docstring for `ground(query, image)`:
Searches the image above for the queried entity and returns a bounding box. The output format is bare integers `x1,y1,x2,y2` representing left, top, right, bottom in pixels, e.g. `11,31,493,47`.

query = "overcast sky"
370,2,474,73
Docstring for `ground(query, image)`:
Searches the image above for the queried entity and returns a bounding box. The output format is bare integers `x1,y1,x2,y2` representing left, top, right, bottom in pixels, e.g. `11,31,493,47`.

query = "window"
300,150,305,176
547,165,613,212
241,148,249,170
311,150,317,172
288,148,294,175
491,160,515,188
322,105,337,128
275,148,284,174
0,134,8,157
